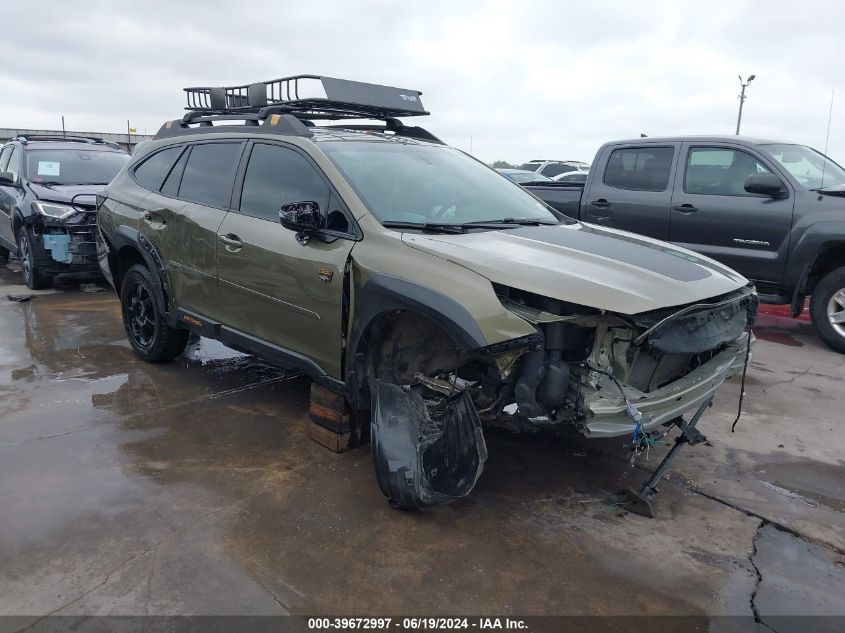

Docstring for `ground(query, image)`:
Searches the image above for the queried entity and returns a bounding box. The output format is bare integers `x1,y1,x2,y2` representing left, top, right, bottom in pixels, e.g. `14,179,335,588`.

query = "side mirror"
0,171,16,186
279,201,322,242
745,173,785,197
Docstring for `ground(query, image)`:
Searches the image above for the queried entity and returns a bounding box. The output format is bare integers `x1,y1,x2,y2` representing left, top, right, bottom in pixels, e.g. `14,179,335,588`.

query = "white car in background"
517,159,590,178
553,170,590,183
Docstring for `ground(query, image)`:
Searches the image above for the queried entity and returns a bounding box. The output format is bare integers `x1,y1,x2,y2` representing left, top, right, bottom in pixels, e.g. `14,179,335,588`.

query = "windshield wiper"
466,218,558,226
381,221,467,234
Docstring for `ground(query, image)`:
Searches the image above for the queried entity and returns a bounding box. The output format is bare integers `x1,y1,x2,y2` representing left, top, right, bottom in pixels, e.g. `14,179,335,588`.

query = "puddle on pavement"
755,460,845,513
753,313,818,347
754,524,845,620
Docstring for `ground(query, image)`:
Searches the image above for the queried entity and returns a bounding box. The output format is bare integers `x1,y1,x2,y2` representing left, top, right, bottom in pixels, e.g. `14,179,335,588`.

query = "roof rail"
183,74,429,121
15,134,123,149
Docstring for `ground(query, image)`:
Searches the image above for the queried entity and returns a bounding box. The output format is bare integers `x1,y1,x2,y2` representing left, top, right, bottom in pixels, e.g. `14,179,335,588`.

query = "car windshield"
761,144,845,190
504,170,552,183
25,149,130,185
321,142,562,226
517,162,541,172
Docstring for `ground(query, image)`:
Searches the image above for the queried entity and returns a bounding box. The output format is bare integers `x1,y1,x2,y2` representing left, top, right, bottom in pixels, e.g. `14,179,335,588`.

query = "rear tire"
120,264,188,362
17,229,53,290
810,267,845,354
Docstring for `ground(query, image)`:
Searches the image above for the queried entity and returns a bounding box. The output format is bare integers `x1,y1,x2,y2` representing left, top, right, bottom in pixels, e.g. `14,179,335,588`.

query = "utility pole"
61,115,66,138
735,74,756,135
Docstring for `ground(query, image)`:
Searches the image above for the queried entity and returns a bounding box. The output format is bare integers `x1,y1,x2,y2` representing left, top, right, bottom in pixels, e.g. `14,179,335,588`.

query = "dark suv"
0,135,130,288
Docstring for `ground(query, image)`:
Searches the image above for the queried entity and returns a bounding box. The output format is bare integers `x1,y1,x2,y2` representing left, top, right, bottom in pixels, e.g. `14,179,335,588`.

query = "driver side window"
5,147,21,180
684,147,771,196
239,143,331,223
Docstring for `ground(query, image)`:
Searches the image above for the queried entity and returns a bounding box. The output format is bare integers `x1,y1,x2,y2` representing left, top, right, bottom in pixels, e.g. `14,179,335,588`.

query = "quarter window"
603,147,674,192
684,147,771,196
133,146,183,192
239,143,330,221
178,143,242,208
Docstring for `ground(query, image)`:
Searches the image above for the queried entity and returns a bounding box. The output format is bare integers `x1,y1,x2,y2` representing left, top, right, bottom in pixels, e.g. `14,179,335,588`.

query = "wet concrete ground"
1,265,844,626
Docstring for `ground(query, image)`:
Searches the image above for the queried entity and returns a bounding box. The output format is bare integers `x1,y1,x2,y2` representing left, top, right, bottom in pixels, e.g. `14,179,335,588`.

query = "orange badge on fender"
318,268,333,283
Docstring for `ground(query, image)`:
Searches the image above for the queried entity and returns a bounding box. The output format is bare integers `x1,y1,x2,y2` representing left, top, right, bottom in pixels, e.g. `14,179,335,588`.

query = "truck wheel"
17,229,53,290
810,267,845,354
120,264,188,362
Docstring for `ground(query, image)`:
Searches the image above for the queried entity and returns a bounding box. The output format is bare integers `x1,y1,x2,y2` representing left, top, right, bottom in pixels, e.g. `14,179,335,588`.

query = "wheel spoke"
830,310,845,325
833,290,845,309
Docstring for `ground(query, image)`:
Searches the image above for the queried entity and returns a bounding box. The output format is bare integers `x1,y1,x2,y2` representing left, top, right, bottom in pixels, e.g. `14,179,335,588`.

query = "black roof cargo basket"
183,74,429,121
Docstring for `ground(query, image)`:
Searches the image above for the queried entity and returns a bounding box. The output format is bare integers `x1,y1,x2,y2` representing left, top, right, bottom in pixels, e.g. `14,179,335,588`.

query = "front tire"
810,267,845,354
120,264,188,362
17,229,53,290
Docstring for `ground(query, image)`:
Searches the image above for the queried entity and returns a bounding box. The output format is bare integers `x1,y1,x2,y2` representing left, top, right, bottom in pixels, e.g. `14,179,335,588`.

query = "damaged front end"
366,284,757,509
25,197,100,274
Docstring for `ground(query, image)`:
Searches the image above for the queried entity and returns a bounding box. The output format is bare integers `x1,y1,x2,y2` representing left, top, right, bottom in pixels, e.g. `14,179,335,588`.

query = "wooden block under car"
308,383,353,433
308,421,355,453
308,382,360,452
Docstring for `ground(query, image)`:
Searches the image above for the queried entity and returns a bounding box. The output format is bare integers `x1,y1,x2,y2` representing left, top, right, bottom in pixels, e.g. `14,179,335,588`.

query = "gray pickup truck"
525,136,845,353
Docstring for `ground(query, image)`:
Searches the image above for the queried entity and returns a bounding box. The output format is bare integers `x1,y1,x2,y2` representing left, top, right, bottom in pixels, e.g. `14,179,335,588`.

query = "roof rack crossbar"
14,134,122,149
154,112,314,140
183,74,428,121
323,121,444,145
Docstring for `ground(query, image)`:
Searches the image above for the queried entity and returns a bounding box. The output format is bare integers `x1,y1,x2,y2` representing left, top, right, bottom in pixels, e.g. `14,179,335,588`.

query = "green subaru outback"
97,75,756,512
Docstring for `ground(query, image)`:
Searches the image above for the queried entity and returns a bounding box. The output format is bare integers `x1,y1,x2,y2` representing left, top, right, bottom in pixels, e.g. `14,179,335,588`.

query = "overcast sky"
1,0,842,164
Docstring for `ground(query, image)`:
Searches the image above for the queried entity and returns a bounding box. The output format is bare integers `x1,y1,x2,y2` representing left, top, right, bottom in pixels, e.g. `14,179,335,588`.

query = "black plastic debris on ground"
369,378,487,509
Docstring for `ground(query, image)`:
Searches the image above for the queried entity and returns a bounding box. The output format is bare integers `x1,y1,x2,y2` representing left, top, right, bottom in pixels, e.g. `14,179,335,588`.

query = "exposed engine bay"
368,284,757,509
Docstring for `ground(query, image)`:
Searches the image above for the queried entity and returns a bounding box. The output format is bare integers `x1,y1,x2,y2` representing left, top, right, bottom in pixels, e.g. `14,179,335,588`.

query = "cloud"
0,0,842,163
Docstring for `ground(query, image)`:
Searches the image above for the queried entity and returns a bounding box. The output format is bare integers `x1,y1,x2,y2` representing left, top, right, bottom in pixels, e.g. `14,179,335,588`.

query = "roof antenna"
820,89,835,191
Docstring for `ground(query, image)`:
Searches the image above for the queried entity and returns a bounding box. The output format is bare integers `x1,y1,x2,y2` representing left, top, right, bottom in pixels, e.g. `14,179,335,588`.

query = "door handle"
218,234,243,251
143,211,166,227
672,204,698,214
590,199,612,208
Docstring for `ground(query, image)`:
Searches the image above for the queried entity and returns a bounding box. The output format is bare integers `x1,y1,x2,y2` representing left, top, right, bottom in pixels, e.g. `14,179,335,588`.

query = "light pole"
736,74,756,135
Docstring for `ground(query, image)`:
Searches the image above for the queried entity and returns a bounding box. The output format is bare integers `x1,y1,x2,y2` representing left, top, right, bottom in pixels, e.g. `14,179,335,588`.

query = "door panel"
215,212,353,377
669,144,795,282
215,141,356,378
581,145,678,241
144,193,228,319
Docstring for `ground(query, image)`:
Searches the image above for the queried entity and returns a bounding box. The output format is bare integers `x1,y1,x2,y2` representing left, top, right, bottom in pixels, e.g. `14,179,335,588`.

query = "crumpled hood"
28,183,104,206
402,222,748,315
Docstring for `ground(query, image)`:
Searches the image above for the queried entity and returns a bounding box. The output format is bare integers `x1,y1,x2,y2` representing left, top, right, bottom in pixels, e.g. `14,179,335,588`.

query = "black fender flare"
107,226,172,318
345,273,488,407
785,223,845,316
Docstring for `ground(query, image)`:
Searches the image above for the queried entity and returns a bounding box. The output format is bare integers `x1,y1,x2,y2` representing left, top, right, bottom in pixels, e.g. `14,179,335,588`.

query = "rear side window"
160,149,189,197
541,163,574,177
133,146,182,191
603,147,674,192
178,143,242,208
239,143,330,221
